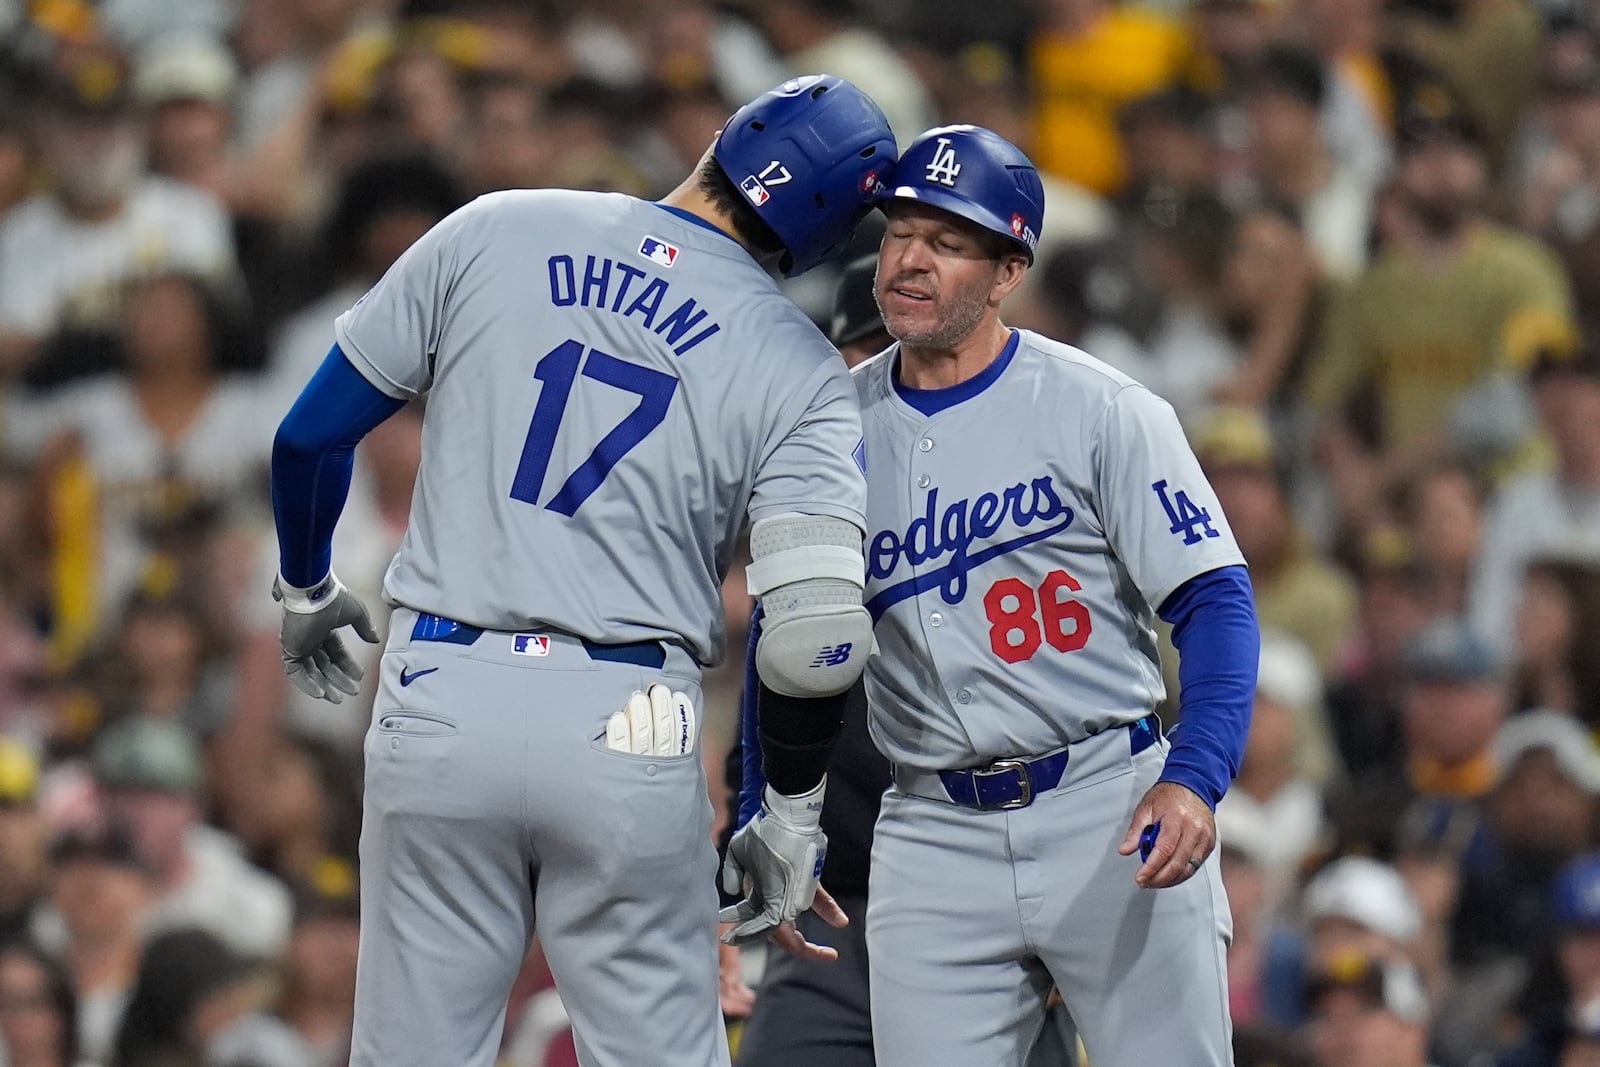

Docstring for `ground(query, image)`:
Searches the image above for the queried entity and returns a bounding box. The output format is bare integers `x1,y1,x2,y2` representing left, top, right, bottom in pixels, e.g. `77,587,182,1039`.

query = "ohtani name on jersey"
546,254,722,356
865,475,1075,617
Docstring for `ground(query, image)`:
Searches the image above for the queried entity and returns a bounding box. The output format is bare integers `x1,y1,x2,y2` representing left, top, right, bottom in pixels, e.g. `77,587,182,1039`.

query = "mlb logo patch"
512,634,551,657
639,236,679,268
740,175,770,206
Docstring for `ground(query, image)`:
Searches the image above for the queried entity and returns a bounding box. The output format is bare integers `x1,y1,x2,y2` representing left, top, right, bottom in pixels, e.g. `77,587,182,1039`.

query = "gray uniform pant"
350,608,730,1067
738,903,1083,1067
867,730,1233,1067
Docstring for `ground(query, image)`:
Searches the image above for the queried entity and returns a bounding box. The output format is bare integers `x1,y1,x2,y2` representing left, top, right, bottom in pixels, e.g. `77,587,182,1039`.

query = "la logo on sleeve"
1152,480,1219,545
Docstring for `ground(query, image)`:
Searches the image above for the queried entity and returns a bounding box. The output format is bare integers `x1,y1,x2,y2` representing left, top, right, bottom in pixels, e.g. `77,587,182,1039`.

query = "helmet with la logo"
714,75,899,277
879,125,1044,264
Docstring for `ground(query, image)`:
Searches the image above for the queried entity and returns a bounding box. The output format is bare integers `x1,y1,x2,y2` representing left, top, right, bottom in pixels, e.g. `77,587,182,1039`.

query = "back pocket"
375,710,459,738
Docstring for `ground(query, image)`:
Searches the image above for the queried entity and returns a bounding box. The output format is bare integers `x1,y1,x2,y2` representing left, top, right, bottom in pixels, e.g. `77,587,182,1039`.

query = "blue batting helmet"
713,75,897,277
878,125,1044,264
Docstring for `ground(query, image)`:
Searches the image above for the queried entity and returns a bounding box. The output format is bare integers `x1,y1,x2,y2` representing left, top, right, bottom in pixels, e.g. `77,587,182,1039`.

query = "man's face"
1308,990,1425,1067
1493,750,1595,855
107,788,195,873
0,951,64,1064
875,203,1022,351
1402,679,1507,766
1397,138,1486,237
1206,464,1283,564
44,113,145,210
0,805,45,897
1561,929,1600,1003
1535,375,1600,465
50,858,151,942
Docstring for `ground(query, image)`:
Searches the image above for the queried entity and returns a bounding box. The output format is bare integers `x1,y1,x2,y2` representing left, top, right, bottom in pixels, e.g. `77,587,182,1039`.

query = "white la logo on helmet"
924,137,962,187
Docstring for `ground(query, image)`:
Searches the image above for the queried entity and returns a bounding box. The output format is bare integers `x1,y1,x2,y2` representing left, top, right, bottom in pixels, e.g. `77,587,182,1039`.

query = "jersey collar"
652,202,739,244
892,329,1020,417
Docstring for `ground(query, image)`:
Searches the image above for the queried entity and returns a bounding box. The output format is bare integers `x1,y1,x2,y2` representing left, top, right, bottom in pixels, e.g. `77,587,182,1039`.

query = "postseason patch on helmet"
638,236,679,268
1010,213,1039,252
860,170,885,196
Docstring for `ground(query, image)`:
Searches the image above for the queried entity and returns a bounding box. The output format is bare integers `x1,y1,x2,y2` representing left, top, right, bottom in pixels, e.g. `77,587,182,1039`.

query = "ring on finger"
1187,856,1203,868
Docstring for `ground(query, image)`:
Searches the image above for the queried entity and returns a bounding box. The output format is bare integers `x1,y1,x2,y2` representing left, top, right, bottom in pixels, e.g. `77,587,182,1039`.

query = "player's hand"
273,572,379,704
1118,781,1216,889
717,937,756,1017
765,884,848,962
719,780,839,955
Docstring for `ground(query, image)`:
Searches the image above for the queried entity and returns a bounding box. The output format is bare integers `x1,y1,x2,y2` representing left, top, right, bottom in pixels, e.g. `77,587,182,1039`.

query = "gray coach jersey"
335,190,866,666
854,329,1245,771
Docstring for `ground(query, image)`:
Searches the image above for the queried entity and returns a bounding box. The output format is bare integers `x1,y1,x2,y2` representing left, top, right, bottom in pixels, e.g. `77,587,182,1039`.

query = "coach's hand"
1118,781,1216,889
719,780,846,960
273,572,379,703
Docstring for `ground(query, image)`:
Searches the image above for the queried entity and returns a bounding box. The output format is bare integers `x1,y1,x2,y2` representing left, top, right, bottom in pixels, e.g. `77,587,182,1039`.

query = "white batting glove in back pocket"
602,684,697,757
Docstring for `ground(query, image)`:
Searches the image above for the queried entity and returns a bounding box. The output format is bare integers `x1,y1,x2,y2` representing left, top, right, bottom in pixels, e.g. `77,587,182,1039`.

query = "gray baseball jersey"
335,189,866,666
852,328,1244,769
855,329,1241,1067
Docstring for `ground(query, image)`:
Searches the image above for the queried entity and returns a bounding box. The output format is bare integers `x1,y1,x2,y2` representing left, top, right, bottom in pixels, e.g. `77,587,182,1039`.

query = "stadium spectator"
0,939,83,1067
1218,632,1336,891
1471,343,1600,655
1401,462,1487,616
112,926,311,1067
1302,954,1435,1067
2,271,272,639
0,60,238,385
1192,406,1357,672
0,738,48,946
1329,617,1509,859
1030,0,1190,195
1309,82,1575,534
89,718,292,960
1237,47,1375,279
46,822,154,1065
278,893,359,1067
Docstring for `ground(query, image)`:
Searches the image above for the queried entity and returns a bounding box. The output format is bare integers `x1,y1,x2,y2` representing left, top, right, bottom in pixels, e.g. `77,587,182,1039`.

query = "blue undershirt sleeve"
271,344,407,588
737,607,767,828
1155,564,1259,809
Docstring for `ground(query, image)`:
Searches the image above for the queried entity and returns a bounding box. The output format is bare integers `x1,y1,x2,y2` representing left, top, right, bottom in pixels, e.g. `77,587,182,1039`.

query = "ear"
989,255,1029,306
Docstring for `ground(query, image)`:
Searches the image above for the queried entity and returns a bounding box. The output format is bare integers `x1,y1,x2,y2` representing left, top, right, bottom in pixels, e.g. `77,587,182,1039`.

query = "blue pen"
1139,822,1161,863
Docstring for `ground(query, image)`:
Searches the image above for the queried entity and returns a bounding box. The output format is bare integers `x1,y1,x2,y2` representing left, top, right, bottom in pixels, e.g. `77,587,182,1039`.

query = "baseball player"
726,247,1083,1067
267,76,896,1067
856,126,1256,1066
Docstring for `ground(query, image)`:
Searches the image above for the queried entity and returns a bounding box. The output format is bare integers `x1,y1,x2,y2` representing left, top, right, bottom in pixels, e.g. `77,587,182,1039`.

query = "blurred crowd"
0,0,1597,1065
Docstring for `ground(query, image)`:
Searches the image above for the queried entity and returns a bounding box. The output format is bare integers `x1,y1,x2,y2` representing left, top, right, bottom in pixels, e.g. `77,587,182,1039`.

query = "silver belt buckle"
975,758,1032,809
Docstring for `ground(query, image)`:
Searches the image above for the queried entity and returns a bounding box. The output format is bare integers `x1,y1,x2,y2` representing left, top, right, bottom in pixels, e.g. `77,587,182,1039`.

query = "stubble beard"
877,275,992,351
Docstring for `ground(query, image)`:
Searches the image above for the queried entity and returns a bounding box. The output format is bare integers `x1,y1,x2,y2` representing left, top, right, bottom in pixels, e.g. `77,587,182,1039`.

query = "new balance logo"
809,643,854,668
1152,479,1220,545
924,137,962,187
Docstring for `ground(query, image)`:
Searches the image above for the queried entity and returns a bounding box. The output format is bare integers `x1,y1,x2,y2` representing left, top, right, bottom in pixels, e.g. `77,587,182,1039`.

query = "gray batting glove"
719,779,827,946
272,572,379,704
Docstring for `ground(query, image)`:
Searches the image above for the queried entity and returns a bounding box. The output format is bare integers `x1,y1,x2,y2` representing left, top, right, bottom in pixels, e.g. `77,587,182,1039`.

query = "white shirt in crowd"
0,178,236,339
2,376,277,618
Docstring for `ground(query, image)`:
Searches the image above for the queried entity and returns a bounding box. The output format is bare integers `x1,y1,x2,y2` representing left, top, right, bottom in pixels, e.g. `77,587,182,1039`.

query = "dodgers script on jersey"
853,330,1245,771
334,189,866,665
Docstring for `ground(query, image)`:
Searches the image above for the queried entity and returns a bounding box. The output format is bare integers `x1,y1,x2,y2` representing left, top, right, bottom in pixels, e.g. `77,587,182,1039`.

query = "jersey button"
917,474,931,488
929,612,943,627
918,437,934,452
956,688,972,704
